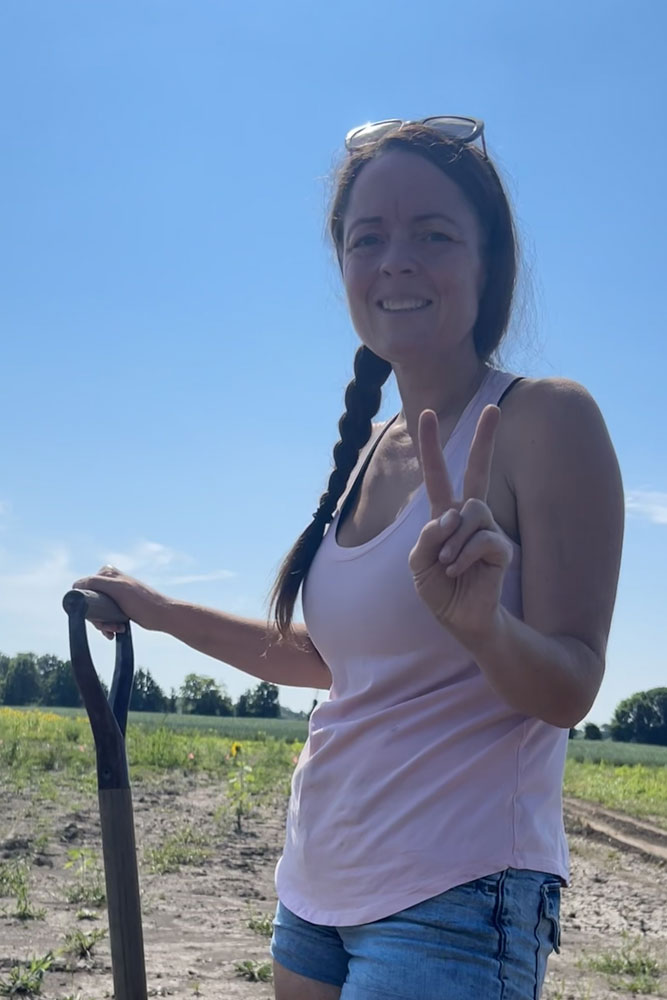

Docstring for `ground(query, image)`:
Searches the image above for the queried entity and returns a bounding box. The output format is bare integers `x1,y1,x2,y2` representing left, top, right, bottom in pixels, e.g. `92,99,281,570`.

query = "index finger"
418,409,455,519
463,405,501,501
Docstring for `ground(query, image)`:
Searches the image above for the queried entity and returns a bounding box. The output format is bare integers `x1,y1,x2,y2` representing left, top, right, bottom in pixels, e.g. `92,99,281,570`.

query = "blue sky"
1,0,665,723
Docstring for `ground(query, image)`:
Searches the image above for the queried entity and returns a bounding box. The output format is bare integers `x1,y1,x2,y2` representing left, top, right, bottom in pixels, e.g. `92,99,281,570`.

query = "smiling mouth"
377,298,433,312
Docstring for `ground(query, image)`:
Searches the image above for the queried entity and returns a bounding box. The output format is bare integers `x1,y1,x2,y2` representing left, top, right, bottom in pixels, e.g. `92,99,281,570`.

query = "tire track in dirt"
563,797,667,864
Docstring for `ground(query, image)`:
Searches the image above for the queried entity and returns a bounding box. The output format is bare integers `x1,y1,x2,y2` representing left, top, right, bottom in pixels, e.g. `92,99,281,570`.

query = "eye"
349,233,382,250
422,231,453,243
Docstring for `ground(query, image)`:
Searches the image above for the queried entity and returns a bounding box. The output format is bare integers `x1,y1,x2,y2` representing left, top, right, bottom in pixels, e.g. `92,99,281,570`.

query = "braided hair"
267,123,517,640
267,344,391,640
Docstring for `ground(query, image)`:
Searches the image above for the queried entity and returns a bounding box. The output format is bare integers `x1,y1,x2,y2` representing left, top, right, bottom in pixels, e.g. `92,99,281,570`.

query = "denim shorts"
271,868,561,999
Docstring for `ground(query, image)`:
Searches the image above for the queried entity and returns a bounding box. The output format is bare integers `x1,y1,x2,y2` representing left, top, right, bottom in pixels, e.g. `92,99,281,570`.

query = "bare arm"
71,569,331,690
157,599,331,689
462,378,624,727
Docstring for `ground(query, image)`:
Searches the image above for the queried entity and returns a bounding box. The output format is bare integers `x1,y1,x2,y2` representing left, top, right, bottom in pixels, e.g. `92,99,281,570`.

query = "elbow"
541,664,605,730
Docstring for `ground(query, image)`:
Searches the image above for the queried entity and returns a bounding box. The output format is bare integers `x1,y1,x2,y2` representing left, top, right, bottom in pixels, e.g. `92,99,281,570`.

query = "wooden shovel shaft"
99,788,147,1000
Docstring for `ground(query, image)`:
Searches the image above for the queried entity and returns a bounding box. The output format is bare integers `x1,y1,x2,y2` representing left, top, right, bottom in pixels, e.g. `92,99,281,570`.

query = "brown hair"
267,123,518,640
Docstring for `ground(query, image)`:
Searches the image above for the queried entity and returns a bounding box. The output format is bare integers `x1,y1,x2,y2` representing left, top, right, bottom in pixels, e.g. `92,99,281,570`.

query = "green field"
567,739,667,767
2,708,666,826
19,705,310,742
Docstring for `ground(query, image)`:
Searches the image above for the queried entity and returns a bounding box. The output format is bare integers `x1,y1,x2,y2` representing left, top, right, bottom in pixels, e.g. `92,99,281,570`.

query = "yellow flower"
230,741,242,758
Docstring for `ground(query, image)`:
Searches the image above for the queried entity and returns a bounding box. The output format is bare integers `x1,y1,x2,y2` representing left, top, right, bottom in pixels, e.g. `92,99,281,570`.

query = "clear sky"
2,0,665,724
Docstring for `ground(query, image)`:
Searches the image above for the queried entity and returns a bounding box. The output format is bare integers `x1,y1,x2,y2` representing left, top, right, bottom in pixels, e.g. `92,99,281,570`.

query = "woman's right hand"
71,565,170,639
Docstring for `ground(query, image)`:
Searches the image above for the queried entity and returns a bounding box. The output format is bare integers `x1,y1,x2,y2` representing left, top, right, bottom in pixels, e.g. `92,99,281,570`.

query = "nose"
379,239,417,277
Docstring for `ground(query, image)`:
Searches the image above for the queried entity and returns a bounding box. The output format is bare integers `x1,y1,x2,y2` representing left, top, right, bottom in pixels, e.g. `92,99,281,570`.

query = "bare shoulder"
494,374,622,528
500,374,603,423
497,375,612,463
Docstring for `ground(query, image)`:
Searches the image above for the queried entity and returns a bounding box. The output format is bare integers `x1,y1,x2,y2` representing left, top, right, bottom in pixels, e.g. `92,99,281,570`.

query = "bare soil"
1,775,666,999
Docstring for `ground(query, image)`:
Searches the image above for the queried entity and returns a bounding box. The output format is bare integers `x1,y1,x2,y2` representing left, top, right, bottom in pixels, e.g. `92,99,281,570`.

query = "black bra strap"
497,375,525,407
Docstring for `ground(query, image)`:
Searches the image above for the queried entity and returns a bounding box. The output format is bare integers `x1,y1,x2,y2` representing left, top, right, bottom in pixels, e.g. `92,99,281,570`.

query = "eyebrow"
346,212,461,236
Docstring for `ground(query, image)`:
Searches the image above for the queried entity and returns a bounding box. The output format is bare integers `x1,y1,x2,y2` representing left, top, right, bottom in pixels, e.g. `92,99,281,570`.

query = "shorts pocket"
539,881,561,954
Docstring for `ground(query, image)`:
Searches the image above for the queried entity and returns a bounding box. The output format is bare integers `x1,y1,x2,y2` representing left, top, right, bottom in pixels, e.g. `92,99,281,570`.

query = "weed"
75,908,99,921
233,960,272,982
579,933,661,994
544,982,592,1000
62,927,107,960
63,720,82,743
0,860,45,920
0,953,53,996
145,825,210,874
246,911,274,937
64,848,106,907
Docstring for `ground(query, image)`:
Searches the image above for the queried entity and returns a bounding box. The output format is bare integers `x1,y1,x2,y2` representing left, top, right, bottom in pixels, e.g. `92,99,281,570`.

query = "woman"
75,118,624,999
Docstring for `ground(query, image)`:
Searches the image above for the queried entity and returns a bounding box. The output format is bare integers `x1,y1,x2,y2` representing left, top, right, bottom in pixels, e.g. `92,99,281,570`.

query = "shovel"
62,588,147,1000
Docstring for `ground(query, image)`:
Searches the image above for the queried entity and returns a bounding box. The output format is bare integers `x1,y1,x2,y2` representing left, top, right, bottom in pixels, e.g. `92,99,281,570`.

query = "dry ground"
1,774,666,999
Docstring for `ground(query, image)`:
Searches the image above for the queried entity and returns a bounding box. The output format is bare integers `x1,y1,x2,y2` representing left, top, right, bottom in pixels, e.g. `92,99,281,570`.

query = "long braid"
267,345,392,640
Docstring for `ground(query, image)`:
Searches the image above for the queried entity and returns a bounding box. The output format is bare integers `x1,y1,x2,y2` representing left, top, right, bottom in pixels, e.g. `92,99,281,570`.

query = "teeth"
380,299,431,311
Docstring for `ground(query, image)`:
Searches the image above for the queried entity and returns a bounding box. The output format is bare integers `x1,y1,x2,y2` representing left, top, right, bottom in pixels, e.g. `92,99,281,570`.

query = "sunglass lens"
346,120,402,149
424,117,477,140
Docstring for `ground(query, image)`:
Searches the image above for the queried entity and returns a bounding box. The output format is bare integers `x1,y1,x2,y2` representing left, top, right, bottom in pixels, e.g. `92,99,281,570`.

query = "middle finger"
463,405,501,502
438,497,496,565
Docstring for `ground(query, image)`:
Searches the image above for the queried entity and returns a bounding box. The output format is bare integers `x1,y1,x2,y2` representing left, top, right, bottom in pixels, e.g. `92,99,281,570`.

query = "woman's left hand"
408,405,515,643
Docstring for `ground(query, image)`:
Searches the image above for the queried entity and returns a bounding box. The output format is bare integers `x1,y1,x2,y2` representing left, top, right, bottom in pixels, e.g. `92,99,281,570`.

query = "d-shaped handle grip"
62,589,134,788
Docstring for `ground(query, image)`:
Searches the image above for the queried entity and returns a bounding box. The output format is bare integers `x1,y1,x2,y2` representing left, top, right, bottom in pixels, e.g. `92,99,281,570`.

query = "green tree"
0,654,10,701
2,653,41,706
584,722,602,741
236,681,280,718
130,668,168,712
42,659,82,708
610,688,667,746
179,673,233,716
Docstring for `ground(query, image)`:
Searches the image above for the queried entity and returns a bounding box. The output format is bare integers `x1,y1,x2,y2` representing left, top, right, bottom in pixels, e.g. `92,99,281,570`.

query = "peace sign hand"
408,405,514,642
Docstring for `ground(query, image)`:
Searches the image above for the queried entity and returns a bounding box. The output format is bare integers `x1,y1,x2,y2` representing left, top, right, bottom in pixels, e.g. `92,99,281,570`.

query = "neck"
393,347,490,448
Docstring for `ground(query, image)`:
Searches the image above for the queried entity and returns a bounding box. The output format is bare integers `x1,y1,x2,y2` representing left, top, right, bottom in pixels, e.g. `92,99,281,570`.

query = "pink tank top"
275,368,570,926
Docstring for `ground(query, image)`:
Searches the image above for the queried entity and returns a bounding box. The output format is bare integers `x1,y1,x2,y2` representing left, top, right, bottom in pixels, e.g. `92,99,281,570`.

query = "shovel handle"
62,589,134,786
62,589,147,1000
65,588,130,624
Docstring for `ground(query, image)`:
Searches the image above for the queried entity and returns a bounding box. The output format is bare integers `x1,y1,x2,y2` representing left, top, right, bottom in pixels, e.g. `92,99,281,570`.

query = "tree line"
1,652,665,741
0,652,291,719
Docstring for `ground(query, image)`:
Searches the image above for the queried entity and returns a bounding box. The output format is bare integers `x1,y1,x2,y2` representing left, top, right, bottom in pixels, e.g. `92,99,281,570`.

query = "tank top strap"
441,369,523,485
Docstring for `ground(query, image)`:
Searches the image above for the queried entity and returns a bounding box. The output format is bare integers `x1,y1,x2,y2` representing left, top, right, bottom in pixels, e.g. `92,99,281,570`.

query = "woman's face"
341,150,485,366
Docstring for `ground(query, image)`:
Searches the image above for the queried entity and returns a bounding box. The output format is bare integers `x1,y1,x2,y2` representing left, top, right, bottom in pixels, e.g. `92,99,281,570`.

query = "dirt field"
1,773,666,999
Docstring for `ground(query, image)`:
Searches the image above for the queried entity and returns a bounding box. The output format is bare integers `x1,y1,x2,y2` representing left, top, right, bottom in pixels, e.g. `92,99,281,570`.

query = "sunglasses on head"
344,116,487,158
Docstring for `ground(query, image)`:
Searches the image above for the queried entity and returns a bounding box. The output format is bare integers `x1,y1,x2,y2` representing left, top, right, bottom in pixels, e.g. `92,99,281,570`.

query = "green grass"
145,825,211,874
15,706,309,742
567,740,667,767
564,758,667,825
578,934,662,994
3,708,667,828
0,708,303,785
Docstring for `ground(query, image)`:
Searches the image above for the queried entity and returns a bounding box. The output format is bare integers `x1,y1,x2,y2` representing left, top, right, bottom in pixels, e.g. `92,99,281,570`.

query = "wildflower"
292,755,299,765
230,741,242,758
187,752,195,761
78,745,85,752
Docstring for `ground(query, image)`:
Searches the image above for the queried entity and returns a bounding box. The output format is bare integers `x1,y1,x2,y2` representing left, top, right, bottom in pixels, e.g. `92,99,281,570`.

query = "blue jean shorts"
271,868,561,999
